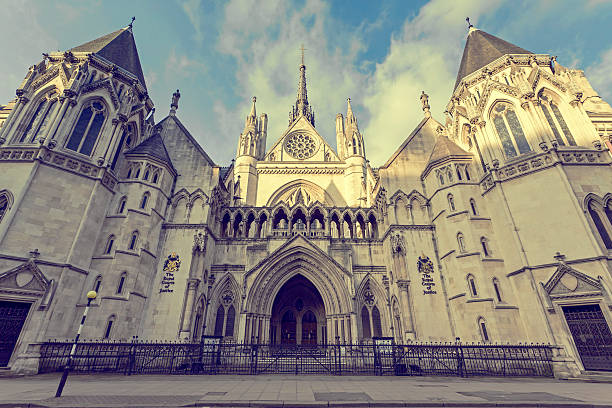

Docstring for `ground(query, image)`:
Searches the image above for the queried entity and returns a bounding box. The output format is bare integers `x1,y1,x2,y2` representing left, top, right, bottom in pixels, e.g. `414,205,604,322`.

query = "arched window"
117,273,127,294
65,100,106,156
117,197,127,214
457,233,466,253
93,275,102,293
539,93,576,146
447,194,456,212
588,201,612,249
480,237,491,257
456,167,462,181
110,123,135,170
104,235,115,254
126,167,132,179
19,100,46,143
19,97,58,144
143,169,150,181
467,274,478,297
491,102,531,159
0,193,10,223
372,305,382,337
469,198,478,216
361,306,371,339
492,278,502,302
439,173,444,185
478,317,489,342
103,315,116,339
134,167,141,179
152,172,159,184
140,192,150,210
465,166,471,181
128,231,138,251
225,305,236,337
214,305,225,337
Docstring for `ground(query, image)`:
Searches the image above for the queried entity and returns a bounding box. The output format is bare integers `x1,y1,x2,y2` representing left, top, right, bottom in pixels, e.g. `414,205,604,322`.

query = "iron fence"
39,340,553,377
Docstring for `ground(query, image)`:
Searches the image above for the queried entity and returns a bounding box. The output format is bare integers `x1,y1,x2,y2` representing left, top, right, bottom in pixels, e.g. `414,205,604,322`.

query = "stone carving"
160,252,180,293
391,233,405,254
417,255,437,295
193,231,206,252
284,131,318,160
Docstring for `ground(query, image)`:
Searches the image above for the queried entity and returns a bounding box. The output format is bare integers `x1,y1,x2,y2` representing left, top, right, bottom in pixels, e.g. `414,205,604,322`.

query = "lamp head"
87,290,98,299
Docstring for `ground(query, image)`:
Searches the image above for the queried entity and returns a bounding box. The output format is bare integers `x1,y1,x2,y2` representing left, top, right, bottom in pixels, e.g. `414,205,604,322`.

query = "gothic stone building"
1,24,612,374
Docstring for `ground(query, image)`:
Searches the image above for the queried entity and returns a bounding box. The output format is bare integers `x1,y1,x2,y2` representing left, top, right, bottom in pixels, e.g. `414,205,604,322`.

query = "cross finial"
129,16,135,29
300,44,306,66
466,17,473,29
553,251,566,262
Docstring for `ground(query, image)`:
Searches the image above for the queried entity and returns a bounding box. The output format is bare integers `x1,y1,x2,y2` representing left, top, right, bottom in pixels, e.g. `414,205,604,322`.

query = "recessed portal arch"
270,274,326,345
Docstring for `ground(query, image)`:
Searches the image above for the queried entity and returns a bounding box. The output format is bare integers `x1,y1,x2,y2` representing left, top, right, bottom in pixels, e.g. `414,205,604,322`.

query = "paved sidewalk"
0,373,611,407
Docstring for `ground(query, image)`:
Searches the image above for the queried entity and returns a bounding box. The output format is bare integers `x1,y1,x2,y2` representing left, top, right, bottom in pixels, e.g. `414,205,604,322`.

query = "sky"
1,0,611,166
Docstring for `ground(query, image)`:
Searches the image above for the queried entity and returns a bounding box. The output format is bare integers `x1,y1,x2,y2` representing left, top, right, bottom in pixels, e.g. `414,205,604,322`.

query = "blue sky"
1,0,611,165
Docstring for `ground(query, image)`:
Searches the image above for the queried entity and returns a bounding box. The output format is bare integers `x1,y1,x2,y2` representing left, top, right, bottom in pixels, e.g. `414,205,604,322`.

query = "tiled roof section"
454,29,532,91
219,166,232,183
426,135,471,165
126,133,174,169
70,27,147,91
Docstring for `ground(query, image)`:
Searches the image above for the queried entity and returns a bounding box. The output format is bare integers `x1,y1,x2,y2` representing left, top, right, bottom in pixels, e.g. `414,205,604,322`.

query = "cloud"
180,0,204,44
165,48,207,77
362,0,505,164
585,47,612,101
214,0,368,158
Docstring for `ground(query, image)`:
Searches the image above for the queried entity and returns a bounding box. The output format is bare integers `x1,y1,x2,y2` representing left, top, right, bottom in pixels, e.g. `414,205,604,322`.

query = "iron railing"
39,341,554,377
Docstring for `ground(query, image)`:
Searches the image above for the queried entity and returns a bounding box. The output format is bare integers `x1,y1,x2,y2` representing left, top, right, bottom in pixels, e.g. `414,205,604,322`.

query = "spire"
69,25,147,90
346,97,358,130
454,26,532,91
170,89,180,116
289,44,315,126
249,96,257,118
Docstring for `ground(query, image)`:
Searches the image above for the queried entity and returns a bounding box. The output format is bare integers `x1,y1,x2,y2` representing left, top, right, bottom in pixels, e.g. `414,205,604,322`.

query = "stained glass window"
361,306,371,338
66,101,106,155
541,104,564,146
372,306,382,337
20,100,46,143
214,305,225,337
34,99,57,141
551,103,576,146
493,115,517,158
225,305,235,337
506,110,530,154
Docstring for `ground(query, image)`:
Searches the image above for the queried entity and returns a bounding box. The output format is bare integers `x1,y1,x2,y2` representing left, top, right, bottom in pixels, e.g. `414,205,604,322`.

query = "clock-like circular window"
284,132,318,160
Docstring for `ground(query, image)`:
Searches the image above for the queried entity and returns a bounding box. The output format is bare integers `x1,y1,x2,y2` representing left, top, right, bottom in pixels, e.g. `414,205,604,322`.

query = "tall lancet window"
491,102,530,159
539,93,576,146
19,97,57,143
66,100,106,156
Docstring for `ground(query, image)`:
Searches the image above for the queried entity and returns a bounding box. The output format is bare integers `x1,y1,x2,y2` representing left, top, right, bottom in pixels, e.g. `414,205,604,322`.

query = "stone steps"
566,370,612,383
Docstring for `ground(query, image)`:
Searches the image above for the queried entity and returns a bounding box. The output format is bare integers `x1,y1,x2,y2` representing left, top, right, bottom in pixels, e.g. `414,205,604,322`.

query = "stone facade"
1,24,612,374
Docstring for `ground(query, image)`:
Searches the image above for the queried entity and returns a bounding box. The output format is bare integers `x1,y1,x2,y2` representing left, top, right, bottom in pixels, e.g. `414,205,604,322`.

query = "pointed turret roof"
126,133,174,169
70,26,147,90
454,27,532,90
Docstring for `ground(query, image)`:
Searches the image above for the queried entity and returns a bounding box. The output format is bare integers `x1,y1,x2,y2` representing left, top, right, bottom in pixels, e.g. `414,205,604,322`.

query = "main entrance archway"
270,275,326,345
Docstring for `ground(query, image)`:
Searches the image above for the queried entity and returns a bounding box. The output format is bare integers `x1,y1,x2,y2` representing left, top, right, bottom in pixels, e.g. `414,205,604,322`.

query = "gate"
0,301,31,366
563,304,612,371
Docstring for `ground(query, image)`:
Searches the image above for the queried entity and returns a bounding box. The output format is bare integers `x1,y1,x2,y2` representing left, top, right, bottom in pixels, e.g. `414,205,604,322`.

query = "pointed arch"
489,100,530,159
65,98,108,156
0,190,14,223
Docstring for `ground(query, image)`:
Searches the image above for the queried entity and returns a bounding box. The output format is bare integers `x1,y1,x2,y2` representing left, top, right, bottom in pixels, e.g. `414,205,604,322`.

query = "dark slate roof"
219,166,232,183
126,133,174,170
70,27,147,91
454,29,532,91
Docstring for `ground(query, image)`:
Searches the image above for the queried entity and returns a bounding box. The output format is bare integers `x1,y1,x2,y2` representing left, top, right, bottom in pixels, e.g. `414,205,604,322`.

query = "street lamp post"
55,290,97,398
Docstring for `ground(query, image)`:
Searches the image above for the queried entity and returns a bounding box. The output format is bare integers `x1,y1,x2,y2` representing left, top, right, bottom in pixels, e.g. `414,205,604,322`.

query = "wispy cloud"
180,0,204,44
165,48,207,77
585,47,612,101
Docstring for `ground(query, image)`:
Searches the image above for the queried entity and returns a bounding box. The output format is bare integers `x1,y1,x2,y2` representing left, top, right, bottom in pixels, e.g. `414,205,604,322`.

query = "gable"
543,264,603,299
264,116,340,162
0,261,50,297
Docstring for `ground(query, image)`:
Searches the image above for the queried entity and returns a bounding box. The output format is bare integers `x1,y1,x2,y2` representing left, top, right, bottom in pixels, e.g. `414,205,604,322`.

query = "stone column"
397,280,415,340
180,279,200,339
0,95,28,142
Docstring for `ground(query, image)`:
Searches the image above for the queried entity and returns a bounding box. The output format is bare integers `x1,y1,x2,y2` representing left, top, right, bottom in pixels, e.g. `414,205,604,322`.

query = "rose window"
285,132,317,160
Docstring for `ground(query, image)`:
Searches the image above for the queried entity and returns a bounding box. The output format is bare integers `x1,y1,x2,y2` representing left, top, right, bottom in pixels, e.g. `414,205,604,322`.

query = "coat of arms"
160,252,180,293
416,254,437,295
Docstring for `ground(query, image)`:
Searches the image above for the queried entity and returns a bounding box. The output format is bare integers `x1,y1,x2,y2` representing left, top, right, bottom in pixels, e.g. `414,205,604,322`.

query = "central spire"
289,44,315,127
